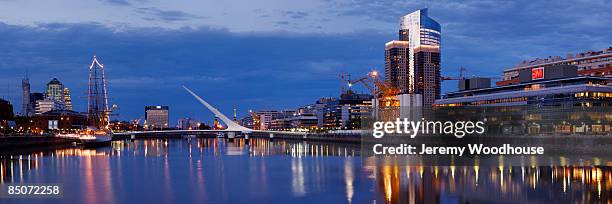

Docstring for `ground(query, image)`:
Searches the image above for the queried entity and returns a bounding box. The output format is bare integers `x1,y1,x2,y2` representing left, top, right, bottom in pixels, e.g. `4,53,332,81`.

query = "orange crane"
347,70,400,107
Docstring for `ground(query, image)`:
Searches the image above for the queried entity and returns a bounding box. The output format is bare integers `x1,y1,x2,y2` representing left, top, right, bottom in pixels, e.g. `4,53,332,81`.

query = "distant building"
21,77,32,116
322,94,373,129
270,108,317,130
35,98,65,115
314,97,336,127
46,78,64,102
63,87,72,111
458,77,491,91
271,113,317,130
29,92,45,106
145,106,169,129
257,110,279,130
0,99,14,122
240,114,256,129
30,110,87,132
177,118,200,130
497,47,612,86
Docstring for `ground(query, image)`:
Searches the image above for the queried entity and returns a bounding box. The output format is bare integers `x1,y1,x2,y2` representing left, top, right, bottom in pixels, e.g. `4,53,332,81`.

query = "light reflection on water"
0,138,609,203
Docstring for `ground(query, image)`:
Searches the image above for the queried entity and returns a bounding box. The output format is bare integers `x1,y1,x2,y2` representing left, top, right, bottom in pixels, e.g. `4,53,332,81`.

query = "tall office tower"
46,78,64,102
389,8,441,107
21,77,31,116
385,40,410,94
63,87,73,111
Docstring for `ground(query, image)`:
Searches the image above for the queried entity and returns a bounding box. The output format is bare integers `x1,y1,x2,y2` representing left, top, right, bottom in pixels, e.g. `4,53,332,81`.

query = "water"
0,138,610,203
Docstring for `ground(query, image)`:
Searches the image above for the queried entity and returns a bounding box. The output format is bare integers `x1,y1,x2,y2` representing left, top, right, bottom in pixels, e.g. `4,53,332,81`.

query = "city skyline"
0,1,611,124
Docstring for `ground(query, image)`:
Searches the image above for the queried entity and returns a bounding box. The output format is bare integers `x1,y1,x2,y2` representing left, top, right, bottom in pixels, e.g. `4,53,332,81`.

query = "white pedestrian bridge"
114,86,307,139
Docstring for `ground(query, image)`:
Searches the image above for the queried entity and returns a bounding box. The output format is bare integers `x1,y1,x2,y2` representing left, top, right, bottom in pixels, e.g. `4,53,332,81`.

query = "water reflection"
372,164,611,203
0,138,610,203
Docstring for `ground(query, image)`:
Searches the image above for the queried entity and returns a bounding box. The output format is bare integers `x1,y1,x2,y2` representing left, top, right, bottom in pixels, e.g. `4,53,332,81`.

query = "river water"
0,138,609,203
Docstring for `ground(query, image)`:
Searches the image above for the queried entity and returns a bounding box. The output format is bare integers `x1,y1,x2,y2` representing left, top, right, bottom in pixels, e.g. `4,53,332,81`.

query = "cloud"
0,22,386,122
136,7,204,22
275,21,290,26
283,11,309,19
100,0,131,6
0,1,611,123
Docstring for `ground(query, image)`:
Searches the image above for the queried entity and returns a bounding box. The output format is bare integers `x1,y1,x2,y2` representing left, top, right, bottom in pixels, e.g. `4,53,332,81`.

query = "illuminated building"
63,87,72,111
35,98,65,114
46,78,64,102
177,118,200,130
257,110,279,130
435,65,612,107
315,97,336,127
498,47,612,86
144,105,169,129
43,78,72,111
270,108,318,130
240,114,256,129
385,8,441,107
30,110,87,132
322,94,373,129
385,40,410,94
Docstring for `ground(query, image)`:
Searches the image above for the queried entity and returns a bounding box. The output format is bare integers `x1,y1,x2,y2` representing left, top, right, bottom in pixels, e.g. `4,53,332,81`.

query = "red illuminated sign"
532,67,544,80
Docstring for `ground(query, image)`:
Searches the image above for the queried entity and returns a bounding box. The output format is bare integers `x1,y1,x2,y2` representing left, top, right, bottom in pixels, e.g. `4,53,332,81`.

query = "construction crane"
346,70,400,107
440,67,500,80
441,67,467,81
339,72,352,96
348,70,399,97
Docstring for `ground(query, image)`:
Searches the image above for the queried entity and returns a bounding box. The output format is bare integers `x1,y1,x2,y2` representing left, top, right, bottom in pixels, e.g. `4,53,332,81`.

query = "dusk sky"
0,0,611,125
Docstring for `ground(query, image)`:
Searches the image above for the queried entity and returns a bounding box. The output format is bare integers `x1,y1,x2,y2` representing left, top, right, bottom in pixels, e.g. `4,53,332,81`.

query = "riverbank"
112,132,362,143
0,135,77,152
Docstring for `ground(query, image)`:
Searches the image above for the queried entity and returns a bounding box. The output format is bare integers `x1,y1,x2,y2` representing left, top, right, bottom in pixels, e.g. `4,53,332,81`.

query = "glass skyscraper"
386,8,441,107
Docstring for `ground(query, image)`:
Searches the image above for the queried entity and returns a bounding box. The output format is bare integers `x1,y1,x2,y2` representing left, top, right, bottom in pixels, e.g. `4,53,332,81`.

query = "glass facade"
398,8,442,107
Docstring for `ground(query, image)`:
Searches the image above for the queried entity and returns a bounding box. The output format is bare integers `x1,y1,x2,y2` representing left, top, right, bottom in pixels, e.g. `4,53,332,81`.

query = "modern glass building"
399,8,441,48
385,8,441,107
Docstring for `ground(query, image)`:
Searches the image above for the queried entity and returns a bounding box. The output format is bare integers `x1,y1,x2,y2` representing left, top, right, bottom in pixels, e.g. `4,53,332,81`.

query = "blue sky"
0,0,611,125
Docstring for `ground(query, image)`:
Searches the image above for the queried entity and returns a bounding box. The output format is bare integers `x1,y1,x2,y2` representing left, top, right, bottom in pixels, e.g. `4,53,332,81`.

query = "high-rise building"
21,77,31,116
385,41,410,94
46,78,64,102
385,8,441,107
63,87,72,111
145,106,169,129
